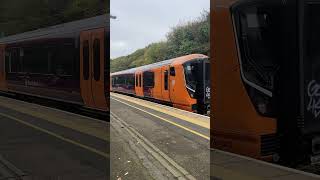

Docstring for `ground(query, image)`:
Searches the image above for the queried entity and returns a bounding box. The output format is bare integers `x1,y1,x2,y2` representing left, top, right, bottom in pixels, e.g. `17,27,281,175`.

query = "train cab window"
164,70,169,90
139,74,142,87
143,71,154,88
93,39,101,81
170,67,175,76
83,40,89,80
233,3,282,116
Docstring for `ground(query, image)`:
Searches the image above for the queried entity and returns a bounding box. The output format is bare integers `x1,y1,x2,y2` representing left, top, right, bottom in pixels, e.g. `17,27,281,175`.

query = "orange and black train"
111,54,210,115
212,0,320,165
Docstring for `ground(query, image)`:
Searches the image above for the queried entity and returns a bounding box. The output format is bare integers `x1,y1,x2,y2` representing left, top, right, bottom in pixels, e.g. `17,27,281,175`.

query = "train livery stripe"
111,97,210,140
111,93,210,129
0,112,109,158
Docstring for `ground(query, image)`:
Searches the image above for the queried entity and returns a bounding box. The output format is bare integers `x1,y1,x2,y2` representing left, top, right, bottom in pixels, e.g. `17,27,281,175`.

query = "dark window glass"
184,61,198,90
170,67,175,76
205,62,210,81
136,74,138,86
164,70,168,90
126,74,135,86
83,40,89,80
139,74,142,87
306,4,320,80
233,4,281,116
143,71,154,88
236,6,281,91
7,48,21,72
51,43,74,76
23,46,48,74
93,39,101,81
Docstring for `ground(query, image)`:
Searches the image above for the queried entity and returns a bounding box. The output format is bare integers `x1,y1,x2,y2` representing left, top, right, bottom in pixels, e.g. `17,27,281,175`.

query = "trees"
111,11,209,73
0,0,108,37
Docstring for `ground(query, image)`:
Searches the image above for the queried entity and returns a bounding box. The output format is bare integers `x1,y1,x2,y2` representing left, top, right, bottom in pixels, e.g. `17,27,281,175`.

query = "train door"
135,71,144,97
0,45,7,90
169,66,176,102
161,66,170,101
80,28,107,110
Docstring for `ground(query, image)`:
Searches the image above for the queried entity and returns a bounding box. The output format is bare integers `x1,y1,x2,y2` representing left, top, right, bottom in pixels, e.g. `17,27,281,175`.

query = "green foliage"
0,0,109,37
111,11,209,73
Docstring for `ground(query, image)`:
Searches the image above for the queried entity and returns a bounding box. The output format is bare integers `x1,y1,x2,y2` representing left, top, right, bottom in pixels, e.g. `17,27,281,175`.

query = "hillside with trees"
111,11,210,73
0,0,108,37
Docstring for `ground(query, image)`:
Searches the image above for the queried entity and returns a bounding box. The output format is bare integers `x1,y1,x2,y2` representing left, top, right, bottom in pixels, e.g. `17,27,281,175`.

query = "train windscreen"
184,61,197,95
183,58,210,104
233,4,282,116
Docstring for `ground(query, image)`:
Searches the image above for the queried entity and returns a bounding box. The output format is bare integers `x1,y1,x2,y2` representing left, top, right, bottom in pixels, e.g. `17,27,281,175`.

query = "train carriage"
111,54,210,114
0,15,109,112
212,0,320,165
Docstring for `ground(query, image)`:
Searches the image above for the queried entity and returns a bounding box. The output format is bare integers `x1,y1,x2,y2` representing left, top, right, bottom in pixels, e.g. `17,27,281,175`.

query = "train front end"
183,57,210,115
212,0,320,165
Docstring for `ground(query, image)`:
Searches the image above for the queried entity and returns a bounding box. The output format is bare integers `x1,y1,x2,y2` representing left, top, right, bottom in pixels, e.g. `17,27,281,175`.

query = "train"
0,15,109,112
110,54,210,115
211,0,320,165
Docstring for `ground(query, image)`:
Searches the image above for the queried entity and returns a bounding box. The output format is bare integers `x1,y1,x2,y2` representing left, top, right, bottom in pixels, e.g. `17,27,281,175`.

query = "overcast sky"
110,0,209,59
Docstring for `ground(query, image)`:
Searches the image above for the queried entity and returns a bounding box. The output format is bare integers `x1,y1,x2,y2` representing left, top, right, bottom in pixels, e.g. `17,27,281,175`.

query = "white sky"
110,0,209,59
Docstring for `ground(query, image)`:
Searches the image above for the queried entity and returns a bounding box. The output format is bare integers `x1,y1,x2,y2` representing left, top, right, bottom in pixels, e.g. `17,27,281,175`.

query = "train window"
52,44,74,76
184,62,197,90
136,74,138,87
233,3,282,116
23,46,48,74
170,67,175,76
127,75,135,86
83,40,89,80
7,48,21,73
234,5,281,93
93,39,101,81
139,74,142,87
143,71,154,88
164,70,168,90
306,4,320,81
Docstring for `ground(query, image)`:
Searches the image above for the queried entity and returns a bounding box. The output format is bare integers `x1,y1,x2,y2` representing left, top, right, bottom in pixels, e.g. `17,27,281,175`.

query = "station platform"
110,92,210,179
211,149,320,180
0,95,109,179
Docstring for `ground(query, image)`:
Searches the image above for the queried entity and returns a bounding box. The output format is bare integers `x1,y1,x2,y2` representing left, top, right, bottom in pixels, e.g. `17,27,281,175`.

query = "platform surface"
0,95,109,179
110,92,210,179
211,149,320,180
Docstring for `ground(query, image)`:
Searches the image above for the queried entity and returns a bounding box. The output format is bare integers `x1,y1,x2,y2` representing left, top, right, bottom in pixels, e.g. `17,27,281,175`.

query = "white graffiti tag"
206,87,211,99
307,80,320,118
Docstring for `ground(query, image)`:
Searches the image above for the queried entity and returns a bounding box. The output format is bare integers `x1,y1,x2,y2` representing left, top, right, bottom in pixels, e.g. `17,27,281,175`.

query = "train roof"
111,54,208,76
214,0,238,7
0,14,109,44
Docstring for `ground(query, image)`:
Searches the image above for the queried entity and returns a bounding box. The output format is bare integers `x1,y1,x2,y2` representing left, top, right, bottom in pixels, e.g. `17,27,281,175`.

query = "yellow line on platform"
0,112,109,159
111,93,209,129
111,97,209,140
